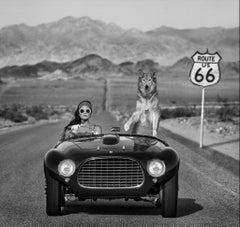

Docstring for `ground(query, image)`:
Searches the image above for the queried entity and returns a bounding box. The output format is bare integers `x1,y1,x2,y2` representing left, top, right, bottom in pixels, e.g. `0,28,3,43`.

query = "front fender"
44,149,67,181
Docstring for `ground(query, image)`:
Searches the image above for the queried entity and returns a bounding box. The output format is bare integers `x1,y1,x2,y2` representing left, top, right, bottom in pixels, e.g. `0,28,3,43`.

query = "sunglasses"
79,108,91,114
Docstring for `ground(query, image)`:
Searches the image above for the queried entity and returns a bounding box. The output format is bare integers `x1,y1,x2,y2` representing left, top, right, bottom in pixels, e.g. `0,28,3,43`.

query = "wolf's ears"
137,69,156,79
137,69,144,77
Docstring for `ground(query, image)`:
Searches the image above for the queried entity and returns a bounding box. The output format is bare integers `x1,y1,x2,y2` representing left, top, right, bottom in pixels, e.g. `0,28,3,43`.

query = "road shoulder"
160,117,239,176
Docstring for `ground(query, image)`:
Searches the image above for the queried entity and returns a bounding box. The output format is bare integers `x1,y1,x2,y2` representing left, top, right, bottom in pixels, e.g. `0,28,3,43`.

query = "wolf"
124,69,160,137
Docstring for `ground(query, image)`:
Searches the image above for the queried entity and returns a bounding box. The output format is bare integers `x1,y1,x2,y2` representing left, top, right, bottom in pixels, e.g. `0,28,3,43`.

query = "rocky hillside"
0,54,238,79
0,16,238,67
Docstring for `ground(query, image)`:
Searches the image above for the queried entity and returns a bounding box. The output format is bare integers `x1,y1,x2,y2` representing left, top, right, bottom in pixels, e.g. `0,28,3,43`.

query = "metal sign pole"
200,88,205,148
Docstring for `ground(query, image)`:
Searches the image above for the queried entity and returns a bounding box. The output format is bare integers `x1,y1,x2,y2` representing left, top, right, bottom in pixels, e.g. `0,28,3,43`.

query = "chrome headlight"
147,159,165,177
58,159,76,177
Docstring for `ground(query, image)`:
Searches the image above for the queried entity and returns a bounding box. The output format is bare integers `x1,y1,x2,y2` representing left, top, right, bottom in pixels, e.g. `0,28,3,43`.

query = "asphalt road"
0,112,239,227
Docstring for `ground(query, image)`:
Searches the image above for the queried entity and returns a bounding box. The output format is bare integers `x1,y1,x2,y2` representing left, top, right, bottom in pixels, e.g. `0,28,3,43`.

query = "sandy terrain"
160,117,239,160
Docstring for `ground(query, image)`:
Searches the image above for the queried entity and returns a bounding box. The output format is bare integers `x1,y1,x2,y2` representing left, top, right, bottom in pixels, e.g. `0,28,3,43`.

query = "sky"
0,0,239,31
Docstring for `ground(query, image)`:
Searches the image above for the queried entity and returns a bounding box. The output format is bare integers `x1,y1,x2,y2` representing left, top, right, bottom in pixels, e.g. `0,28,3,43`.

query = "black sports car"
44,128,180,217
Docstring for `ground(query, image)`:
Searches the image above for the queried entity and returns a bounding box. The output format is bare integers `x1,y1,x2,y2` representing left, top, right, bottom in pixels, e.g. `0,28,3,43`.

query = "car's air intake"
77,158,144,188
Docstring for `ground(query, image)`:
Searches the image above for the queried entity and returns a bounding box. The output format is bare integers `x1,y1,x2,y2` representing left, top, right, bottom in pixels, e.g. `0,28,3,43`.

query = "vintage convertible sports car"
44,128,180,217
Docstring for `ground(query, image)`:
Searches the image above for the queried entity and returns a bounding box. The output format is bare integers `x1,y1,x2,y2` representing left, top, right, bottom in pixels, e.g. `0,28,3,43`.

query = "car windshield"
63,133,168,147
126,134,168,148
64,133,103,142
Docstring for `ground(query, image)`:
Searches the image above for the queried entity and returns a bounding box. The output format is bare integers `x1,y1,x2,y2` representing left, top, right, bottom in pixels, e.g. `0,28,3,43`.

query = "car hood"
45,135,179,177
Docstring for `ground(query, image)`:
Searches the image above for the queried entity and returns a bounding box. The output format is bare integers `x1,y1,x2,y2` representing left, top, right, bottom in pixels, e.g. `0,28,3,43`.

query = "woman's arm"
94,125,102,134
58,128,67,142
59,126,77,142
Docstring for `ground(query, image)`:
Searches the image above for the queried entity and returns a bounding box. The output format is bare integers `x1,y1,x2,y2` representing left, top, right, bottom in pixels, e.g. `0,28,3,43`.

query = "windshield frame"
61,133,169,146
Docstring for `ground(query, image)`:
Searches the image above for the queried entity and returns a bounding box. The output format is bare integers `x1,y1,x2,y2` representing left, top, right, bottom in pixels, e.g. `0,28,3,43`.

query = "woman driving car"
59,100,102,142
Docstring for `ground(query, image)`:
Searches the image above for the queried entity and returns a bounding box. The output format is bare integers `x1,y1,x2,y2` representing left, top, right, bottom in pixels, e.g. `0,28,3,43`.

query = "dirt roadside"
160,117,239,161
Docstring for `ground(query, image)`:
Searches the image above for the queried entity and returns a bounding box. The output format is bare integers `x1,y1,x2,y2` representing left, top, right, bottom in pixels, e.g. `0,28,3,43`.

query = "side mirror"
110,126,121,132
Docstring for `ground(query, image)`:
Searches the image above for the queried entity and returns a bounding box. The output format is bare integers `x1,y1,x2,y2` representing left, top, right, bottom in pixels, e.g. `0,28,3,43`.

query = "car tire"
45,170,62,216
162,171,178,217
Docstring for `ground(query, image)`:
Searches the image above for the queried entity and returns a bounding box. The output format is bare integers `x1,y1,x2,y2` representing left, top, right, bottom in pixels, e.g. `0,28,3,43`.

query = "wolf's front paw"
153,130,158,137
124,122,130,131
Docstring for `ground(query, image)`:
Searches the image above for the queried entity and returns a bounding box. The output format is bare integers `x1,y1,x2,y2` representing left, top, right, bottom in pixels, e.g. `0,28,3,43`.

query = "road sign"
189,50,222,148
189,50,221,87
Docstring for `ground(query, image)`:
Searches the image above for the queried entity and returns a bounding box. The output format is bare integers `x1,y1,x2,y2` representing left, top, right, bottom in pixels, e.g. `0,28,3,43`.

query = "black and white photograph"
0,0,239,226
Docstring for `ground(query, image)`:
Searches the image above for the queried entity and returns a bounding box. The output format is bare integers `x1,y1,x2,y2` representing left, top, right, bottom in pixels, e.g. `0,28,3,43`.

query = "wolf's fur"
124,69,160,137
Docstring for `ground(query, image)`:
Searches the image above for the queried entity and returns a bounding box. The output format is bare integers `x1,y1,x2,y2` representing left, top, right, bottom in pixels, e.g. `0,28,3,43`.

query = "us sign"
189,51,222,87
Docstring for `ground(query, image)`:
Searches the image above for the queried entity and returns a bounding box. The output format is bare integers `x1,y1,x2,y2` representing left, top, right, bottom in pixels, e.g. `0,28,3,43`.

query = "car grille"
77,158,144,188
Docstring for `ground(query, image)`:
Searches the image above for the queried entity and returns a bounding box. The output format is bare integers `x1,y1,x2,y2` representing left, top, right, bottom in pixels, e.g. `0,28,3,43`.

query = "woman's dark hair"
64,100,92,130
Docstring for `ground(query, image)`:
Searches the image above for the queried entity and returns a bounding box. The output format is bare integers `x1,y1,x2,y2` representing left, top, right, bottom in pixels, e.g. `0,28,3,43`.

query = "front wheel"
162,171,178,217
45,170,62,216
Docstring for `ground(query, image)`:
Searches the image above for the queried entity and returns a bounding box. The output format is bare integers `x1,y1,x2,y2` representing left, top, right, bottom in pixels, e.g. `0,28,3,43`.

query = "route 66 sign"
189,51,222,87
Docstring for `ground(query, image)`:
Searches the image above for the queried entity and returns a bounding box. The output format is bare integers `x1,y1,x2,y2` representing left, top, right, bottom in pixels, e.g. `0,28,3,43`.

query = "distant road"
0,112,239,227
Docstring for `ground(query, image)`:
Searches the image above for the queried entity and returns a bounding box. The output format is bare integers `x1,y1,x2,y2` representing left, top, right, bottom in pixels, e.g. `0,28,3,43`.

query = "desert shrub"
216,105,239,121
160,108,171,119
26,105,49,120
171,107,190,118
0,104,28,122
161,106,198,119
215,96,239,121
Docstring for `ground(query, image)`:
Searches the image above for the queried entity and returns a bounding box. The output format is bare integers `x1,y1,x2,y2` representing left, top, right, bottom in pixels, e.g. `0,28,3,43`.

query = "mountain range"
0,16,239,68
0,54,238,80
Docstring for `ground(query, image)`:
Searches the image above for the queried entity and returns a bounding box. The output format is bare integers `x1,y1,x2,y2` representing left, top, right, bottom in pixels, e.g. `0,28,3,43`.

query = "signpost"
189,50,222,148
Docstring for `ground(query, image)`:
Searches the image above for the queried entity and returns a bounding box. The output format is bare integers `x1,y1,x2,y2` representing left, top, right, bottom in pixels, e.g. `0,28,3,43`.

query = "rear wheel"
45,170,62,216
162,171,178,217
